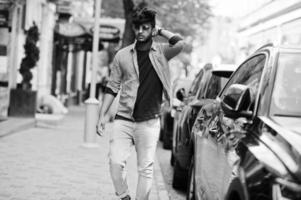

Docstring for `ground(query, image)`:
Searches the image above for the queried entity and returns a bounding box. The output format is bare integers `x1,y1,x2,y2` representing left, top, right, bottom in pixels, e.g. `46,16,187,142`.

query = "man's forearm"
99,93,116,117
159,28,183,42
158,28,185,60
158,29,177,40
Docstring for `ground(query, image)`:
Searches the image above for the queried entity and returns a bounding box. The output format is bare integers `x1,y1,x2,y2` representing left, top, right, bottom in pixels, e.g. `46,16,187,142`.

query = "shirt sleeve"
162,35,184,60
105,53,122,94
104,86,118,97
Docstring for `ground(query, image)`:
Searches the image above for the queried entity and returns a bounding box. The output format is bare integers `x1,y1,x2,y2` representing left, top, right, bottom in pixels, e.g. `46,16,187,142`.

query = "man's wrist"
99,112,105,119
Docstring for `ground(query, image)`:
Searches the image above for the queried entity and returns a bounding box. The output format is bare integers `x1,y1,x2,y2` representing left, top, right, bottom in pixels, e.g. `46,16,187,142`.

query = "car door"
195,54,266,200
173,69,204,157
219,54,266,198
176,69,216,169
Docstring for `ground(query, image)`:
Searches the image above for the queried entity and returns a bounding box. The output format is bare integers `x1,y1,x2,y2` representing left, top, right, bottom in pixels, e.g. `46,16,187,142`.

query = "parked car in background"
160,64,212,150
188,44,301,200
160,77,193,149
171,64,234,190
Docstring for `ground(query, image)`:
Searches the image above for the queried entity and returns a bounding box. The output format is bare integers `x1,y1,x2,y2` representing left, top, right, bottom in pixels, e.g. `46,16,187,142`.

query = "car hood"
260,116,301,180
271,116,301,135
267,116,301,154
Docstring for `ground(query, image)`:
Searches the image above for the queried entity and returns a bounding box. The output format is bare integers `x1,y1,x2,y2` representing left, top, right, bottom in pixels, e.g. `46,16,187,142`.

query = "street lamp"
83,0,102,148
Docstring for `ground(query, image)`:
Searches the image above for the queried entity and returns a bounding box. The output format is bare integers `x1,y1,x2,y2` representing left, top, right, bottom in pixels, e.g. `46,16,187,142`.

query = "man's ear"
152,30,156,37
152,27,157,37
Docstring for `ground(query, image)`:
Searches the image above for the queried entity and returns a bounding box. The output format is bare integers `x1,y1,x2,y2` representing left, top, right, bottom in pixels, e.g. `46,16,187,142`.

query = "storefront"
52,19,122,105
0,1,13,120
0,0,57,119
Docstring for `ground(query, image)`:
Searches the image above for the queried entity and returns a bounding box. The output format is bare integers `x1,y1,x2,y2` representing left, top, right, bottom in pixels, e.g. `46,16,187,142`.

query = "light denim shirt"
106,40,184,120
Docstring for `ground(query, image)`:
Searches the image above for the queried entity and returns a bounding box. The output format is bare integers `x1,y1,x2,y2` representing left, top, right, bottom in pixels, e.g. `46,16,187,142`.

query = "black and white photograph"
1,0,301,200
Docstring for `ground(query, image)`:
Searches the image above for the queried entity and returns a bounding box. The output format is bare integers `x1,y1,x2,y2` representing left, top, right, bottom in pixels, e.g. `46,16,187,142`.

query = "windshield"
271,53,301,117
196,74,221,100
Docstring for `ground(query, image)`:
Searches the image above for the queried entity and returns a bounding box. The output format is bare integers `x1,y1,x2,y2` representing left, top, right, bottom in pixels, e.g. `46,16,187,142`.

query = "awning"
54,20,122,43
88,24,120,43
54,21,86,38
74,17,125,43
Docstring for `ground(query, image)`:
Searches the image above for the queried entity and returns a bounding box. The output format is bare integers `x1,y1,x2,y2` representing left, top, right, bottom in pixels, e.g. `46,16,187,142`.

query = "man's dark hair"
132,7,156,27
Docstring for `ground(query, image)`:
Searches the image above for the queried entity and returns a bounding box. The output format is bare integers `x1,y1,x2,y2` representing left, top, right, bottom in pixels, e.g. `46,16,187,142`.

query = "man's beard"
136,34,152,43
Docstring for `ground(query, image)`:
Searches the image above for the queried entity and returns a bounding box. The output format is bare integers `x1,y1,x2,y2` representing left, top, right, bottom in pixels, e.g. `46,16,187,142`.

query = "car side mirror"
221,84,253,119
176,88,185,102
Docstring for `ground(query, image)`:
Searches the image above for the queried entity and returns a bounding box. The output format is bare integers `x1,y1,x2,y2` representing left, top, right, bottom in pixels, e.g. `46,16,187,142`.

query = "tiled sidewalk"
0,106,167,200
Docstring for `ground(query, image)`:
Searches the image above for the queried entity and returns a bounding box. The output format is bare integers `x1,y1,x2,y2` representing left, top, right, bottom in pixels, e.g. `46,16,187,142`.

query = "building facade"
0,0,56,119
238,0,301,54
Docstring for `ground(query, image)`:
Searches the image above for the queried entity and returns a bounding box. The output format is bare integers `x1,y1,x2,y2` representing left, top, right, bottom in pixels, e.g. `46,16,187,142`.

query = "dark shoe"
121,195,131,200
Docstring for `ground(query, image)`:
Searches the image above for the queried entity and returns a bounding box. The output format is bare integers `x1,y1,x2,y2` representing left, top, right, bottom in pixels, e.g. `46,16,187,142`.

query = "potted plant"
9,23,40,117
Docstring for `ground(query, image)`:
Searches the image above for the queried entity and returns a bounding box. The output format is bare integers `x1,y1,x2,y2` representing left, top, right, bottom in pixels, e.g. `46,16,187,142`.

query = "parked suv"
167,64,213,149
160,77,193,149
171,65,234,190
188,44,301,200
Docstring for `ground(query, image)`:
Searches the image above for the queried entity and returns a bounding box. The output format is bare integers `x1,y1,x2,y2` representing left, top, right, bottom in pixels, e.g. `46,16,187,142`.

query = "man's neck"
135,39,152,51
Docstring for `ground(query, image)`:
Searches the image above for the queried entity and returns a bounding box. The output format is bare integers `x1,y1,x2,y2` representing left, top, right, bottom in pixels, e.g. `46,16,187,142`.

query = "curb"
0,117,36,138
154,156,170,200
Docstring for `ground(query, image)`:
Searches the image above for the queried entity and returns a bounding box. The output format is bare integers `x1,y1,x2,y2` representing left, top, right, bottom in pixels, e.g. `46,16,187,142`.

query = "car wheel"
186,156,195,200
225,178,245,200
170,152,175,166
163,131,172,149
159,128,164,141
172,160,187,190
163,114,173,149
159,118,164,141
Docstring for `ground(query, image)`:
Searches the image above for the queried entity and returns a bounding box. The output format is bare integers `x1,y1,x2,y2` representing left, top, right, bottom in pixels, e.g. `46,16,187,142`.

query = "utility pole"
83,0,102,148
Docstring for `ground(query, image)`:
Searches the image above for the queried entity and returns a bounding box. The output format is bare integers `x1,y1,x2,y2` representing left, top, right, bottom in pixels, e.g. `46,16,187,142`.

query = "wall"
238,0,301,53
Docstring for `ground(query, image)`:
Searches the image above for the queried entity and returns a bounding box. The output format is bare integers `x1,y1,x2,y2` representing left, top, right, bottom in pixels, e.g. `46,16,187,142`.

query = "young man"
97,8,184,200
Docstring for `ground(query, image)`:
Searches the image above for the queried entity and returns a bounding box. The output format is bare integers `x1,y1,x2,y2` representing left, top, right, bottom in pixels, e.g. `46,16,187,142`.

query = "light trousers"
109,118,160,200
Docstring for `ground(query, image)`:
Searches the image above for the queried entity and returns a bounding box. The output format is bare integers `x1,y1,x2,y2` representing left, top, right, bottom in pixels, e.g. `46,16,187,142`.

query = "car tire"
163,113,173,149
170,152,175,166
225,178,245,200
163,131,172,149
186,156,195,200
172,160,187,190
159,116,164,141
159,127,164,141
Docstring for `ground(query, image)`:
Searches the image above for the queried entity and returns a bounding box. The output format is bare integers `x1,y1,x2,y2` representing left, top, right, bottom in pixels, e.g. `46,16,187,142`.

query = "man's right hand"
96,115,106,136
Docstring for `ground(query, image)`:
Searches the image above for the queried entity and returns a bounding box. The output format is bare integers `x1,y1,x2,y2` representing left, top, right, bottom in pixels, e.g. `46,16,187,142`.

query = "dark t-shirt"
132,49,163,121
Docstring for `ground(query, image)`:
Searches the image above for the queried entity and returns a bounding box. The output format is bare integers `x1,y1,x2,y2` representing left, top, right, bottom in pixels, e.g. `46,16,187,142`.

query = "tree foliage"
102,0,212,41
150,0,212,38
101,0,124,18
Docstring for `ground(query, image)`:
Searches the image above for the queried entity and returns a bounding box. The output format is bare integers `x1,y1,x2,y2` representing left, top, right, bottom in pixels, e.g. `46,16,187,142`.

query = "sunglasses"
133,24,151,31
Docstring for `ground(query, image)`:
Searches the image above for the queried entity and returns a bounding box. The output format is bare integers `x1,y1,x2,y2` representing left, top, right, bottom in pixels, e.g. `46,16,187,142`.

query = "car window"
196,70,211,99
204,75,221,99
188,69,204,96
221,54,266,107
271,53,301,116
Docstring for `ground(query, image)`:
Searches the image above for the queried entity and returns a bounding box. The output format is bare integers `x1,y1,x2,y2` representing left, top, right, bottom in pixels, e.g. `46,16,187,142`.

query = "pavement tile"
0,106,163,200
0,193,11,198
0,117,35,138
